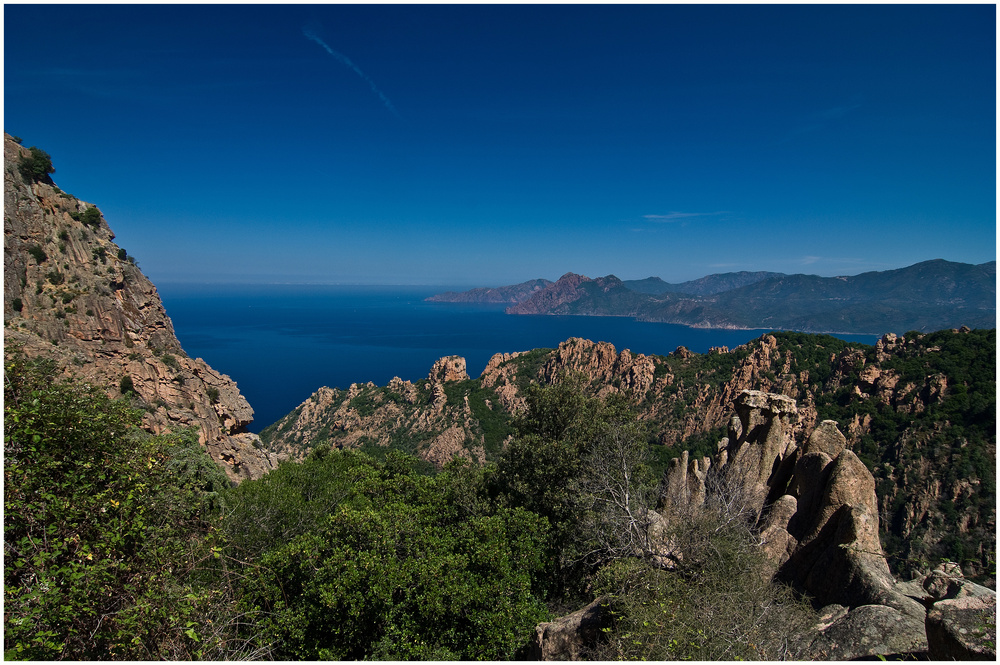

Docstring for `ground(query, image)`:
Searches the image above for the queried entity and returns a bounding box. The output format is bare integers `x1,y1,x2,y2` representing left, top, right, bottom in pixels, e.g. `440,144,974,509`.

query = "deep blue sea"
157,284,881,433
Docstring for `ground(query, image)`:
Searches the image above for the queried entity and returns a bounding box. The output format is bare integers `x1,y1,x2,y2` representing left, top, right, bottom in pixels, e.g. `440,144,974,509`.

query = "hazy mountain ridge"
431,260,995,334
624,270,785,295
425,278,554,303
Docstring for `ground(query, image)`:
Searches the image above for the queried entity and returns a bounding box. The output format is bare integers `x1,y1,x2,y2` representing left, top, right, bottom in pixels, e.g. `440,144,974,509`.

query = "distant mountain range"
428,260,996,334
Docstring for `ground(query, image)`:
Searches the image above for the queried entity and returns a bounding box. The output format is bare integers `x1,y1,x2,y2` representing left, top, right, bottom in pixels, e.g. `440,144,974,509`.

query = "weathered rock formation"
3,134,275,482
262,355,487,468
657,390,996,660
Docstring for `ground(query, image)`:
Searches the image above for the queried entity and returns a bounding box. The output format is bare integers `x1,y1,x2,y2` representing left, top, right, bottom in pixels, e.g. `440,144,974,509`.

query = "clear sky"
4,3,996,286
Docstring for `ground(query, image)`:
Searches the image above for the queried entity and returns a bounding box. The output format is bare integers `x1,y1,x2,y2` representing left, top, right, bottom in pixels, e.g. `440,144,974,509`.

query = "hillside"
4,134,993,660
431,262,995,334
263,327,995,583
426,278,553,303
3,134,276,482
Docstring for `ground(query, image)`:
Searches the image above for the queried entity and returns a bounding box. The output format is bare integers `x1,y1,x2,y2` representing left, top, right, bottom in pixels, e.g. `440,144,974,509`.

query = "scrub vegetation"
4,347,818,660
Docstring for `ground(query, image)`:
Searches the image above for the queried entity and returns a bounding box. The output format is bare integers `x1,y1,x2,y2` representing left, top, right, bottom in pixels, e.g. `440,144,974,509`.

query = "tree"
79,206,102,228
230,449,550,660
576,421,659,563
490,375,652,601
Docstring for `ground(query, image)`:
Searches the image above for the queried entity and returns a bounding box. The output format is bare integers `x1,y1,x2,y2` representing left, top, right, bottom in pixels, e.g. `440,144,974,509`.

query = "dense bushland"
5,349,820,659
3,351,239,659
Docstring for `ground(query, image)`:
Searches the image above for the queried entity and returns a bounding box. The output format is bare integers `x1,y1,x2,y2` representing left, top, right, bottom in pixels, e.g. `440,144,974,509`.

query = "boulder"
527,596,611,660
802,419,847,458
796,604,928,660
926,591,997,660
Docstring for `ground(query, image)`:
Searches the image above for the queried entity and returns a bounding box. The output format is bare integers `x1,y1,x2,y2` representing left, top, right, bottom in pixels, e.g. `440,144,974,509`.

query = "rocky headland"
425,278,553,303
431,262,996,334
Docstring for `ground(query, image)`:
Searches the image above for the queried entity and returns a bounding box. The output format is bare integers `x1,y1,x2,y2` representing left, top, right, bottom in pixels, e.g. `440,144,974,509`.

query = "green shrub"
591,504,816,660
11,298,23,312
26,244,47,264
17,146,55,183
79,207,102,228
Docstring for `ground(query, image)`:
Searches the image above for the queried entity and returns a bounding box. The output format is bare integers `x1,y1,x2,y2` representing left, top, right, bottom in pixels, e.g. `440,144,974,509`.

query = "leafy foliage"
17,146,55,182
3,350,235,659
489,376,653,602
79,206,102,228
26,243,47,264
227,449,549,659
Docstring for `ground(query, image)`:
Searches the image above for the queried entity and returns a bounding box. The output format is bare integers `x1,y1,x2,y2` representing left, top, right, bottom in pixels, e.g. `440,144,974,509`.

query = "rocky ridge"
262,355,489,467
265,328,994,582
3,134,275,483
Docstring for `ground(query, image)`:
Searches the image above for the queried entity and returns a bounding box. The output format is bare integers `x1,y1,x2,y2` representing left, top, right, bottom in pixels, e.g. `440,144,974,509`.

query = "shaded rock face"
3,134,274,483
662,391,929,659
925,589,997,660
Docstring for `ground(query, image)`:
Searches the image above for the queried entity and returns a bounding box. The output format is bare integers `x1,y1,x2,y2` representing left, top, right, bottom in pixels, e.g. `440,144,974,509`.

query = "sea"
157,283,881,433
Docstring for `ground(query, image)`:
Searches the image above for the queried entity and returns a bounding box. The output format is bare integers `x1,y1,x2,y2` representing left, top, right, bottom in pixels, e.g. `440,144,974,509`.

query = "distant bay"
158,284,880,433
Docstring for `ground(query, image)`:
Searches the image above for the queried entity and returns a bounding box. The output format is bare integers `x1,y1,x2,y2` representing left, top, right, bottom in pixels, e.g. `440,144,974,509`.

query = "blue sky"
4,3,996,286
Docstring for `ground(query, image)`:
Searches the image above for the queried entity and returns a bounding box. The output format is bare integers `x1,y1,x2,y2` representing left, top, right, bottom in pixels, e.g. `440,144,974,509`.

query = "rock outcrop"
4,134,275,483
262,355,487,468
658,390,994,659
270,329,994,581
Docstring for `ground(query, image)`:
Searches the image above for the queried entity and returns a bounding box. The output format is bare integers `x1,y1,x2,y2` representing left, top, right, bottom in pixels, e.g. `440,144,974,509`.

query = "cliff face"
3,134,275,483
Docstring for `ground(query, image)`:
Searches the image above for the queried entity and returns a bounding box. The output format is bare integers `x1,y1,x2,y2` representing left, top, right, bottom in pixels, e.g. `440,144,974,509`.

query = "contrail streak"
303,29,400,117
